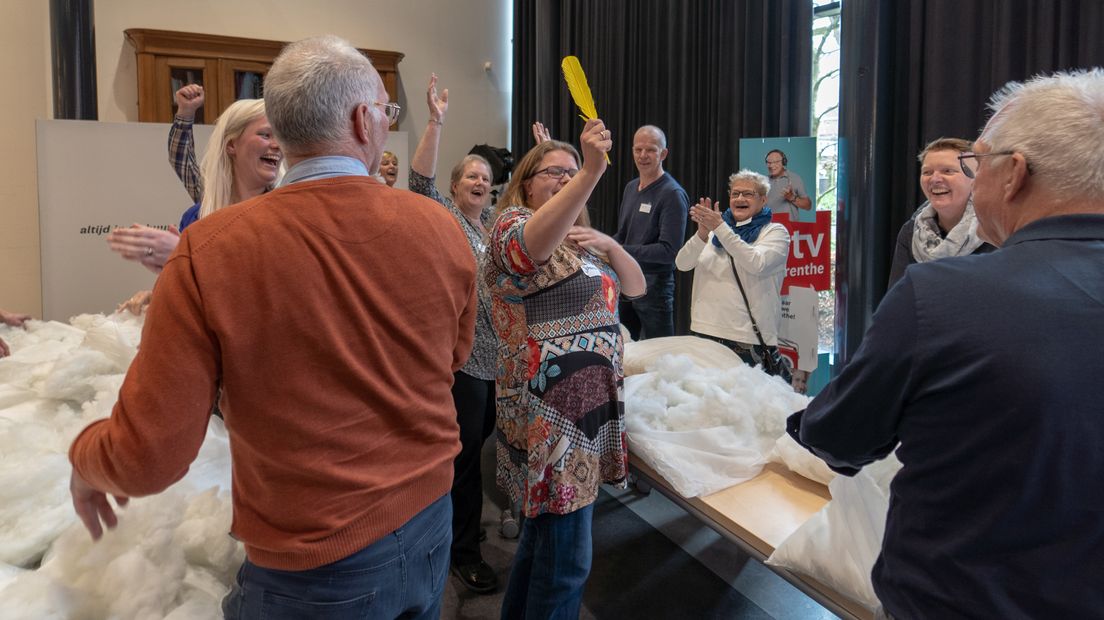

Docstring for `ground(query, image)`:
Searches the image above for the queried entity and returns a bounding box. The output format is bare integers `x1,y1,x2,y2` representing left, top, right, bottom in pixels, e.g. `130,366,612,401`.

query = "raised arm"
532,121,552,145
168,85,205,203
522,119,612,263
410,74,448,180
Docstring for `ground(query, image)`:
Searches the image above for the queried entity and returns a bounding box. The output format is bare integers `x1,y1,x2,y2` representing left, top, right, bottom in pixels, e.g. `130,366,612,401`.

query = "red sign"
772,211,831,293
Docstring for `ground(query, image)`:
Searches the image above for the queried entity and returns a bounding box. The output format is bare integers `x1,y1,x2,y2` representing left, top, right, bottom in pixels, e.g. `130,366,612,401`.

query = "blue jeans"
222,494,451,620
500,503,594,620
621,271,675,340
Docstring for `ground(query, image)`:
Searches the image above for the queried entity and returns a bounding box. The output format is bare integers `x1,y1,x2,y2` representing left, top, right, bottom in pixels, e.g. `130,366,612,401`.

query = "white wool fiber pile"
0,315,238,619
624,354,810,497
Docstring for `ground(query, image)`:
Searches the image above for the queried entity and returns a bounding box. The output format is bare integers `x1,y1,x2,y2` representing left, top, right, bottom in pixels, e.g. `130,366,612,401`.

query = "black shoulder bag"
728,257,792,383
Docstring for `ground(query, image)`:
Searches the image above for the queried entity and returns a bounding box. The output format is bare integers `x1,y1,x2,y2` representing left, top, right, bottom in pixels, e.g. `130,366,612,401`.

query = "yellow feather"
562,56,598,120
561,56,610,163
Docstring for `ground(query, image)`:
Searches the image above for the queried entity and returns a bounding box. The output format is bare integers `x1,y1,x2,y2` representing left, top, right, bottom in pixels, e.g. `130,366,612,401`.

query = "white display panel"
36,119,408,321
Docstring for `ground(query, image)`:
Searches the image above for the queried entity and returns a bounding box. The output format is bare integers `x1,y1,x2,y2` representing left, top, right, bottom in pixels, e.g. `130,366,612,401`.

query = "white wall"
1,0,512,318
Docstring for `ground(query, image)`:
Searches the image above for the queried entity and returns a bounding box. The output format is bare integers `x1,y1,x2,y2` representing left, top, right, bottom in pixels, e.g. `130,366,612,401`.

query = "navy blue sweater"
789,214,1104,619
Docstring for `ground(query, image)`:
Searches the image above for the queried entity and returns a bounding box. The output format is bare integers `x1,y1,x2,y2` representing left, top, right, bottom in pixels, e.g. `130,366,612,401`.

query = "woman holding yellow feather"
485,108,644,614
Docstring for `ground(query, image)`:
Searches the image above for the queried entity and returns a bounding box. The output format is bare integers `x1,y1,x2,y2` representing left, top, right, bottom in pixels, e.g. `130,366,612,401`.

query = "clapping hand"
689,197,723,240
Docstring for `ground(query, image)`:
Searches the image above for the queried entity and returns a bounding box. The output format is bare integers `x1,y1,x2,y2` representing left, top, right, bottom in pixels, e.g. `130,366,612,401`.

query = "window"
812,1,841,354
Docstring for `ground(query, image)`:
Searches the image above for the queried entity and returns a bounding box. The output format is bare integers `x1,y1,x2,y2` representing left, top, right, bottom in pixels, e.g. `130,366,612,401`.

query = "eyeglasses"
957,151,1016,179
530,166,579,180
764,159,783,165
728,190,761,199
375,101,401,124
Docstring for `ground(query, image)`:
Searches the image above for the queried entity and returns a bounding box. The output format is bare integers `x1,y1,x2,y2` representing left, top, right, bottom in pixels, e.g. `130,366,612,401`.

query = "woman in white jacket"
676,169,790,368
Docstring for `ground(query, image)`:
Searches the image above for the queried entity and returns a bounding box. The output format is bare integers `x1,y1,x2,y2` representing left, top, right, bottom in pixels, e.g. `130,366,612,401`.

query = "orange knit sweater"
70,176,476,570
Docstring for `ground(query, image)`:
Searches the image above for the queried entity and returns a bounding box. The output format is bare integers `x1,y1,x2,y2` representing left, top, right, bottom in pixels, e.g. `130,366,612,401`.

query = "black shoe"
451,561,498,594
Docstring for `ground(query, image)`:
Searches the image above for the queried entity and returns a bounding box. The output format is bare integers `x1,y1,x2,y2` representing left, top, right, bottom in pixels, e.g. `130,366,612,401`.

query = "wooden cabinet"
125,29,403,125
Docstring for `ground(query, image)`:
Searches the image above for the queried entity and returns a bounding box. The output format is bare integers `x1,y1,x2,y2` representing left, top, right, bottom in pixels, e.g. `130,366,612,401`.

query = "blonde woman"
109,99,282,312
379,150,399,186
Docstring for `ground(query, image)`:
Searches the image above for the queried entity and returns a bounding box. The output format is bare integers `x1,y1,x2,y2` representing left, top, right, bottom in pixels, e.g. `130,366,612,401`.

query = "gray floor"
442,465,838,619
604,484,837,620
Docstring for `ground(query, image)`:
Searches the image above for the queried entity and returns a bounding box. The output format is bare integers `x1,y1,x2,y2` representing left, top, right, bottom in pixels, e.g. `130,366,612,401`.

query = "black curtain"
512,0,812,335
837,0,1104,363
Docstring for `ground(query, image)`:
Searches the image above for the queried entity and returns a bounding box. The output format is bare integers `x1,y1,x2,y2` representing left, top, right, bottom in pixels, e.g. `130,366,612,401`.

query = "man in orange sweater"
69,35,477,619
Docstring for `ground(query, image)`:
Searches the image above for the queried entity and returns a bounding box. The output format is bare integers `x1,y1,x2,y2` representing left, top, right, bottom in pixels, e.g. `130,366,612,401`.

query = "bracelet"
428,119,444,126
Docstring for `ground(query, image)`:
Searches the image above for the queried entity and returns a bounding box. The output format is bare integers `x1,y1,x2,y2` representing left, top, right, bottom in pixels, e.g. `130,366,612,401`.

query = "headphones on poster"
765,150,788,166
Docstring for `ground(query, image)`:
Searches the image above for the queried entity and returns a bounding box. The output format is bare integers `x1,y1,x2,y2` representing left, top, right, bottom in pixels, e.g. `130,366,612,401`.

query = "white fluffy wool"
624,353,811,497
0,315,239,619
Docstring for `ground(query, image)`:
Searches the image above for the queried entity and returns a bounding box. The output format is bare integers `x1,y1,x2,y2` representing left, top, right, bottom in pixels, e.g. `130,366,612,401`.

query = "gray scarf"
910,199,985,263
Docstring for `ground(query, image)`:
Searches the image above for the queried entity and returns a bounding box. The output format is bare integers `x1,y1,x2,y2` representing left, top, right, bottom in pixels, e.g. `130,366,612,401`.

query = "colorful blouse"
485,205,629,517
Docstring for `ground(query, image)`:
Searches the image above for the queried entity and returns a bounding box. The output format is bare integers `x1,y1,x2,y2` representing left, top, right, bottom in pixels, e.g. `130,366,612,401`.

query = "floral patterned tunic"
485,205,629,517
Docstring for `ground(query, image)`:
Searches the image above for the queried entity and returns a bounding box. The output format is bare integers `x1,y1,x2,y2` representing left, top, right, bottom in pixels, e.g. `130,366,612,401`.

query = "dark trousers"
691,331,757,365
620,270,676,340
450,370,496,566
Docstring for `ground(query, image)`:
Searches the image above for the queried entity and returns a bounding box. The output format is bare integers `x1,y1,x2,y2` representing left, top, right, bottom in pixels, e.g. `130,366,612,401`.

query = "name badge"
639,202,652,213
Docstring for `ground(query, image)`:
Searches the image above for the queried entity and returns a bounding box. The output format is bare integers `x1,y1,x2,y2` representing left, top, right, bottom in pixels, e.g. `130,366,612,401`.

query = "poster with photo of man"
739,137,825,390
740,137,818,224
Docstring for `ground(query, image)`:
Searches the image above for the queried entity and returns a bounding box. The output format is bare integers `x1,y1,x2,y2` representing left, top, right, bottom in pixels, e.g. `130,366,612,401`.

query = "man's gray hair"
981,68,1104,201
636,125,668,149
264,35,380,153
728,169,771,196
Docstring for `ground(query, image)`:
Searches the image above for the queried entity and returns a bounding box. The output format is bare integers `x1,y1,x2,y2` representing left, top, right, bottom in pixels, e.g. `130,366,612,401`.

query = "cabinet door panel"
218,59,271,111
151,57,217,123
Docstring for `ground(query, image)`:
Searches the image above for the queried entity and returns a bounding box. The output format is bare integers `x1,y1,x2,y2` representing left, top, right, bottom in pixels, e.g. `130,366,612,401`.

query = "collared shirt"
282,156,371,185
168,116,203,204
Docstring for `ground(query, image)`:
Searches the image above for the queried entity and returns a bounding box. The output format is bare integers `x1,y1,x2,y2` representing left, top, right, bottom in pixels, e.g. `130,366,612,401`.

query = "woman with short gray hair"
676,169,791,376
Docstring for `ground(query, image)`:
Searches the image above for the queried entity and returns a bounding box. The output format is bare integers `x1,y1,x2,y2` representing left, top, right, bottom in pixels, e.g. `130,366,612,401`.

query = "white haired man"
69,35,477,619
788,69,1104,618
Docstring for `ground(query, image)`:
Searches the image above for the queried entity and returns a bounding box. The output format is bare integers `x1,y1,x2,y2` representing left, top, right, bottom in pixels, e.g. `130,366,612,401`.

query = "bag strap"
728,256,770,350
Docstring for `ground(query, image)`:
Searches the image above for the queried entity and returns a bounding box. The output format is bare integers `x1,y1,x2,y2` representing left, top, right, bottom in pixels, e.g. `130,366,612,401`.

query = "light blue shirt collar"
281,156,371,186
